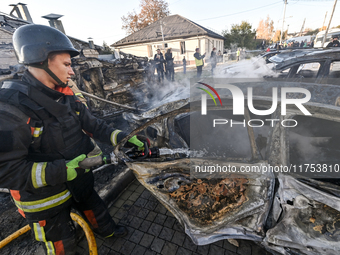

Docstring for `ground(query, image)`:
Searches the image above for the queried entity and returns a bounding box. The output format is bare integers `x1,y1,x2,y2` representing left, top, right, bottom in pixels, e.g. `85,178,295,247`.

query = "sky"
1,0,339,46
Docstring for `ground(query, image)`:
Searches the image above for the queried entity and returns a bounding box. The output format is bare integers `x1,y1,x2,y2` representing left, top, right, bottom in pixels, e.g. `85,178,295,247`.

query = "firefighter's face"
48,52,75,85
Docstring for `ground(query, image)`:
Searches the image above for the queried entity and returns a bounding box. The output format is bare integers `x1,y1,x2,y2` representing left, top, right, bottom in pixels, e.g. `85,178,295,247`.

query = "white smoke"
134,78,190,111
214,56,278,78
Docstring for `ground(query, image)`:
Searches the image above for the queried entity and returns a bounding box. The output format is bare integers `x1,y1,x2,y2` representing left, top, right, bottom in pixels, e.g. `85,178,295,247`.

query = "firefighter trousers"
27,185,116,254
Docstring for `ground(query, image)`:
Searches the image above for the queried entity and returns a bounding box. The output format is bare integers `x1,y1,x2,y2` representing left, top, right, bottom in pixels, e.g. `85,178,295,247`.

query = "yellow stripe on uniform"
14,190,72,213
110,130,122,146
33,127,41,138
46,241,55,255
31,162,47,189
33,223,55,255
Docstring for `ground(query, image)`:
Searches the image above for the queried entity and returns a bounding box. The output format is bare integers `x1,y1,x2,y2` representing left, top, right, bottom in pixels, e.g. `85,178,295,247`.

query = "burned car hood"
125,159,275,245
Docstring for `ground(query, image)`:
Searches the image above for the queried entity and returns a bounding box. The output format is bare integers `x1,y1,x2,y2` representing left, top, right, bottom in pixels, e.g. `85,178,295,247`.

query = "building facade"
112,15,225,65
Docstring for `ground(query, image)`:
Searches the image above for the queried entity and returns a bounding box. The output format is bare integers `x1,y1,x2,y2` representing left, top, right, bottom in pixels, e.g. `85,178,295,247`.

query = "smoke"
214,56,278,78
131,78,190,111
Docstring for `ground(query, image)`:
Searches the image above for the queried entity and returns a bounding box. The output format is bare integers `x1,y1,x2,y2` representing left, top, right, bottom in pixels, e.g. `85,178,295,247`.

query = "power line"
195,1,282,22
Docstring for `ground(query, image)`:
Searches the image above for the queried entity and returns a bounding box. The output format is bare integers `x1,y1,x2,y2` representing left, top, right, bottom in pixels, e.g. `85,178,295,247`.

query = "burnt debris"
71,52,149,114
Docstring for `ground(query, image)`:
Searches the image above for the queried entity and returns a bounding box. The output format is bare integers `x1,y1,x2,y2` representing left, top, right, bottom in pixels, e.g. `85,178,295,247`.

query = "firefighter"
0,24,144,254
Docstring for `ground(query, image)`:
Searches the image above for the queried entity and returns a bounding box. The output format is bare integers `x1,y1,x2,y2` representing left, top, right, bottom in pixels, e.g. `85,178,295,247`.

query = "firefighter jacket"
0,71,125,220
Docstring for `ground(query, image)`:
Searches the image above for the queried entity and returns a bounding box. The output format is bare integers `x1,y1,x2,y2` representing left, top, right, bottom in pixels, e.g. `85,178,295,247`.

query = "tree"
121,0,170,34
272,29,287,43
305,28,320,36
102,41,112,54
256,15,274,41
222,21,256,49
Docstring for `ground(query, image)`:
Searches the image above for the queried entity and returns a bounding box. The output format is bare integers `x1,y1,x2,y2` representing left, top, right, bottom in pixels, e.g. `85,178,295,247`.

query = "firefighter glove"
127,135,150,151
66,154,87,181
128,135,144,151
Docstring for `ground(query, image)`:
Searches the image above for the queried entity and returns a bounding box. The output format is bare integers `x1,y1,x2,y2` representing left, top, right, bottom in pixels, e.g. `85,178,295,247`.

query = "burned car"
268,48,340,84
114,79,340,254
220,48,340,84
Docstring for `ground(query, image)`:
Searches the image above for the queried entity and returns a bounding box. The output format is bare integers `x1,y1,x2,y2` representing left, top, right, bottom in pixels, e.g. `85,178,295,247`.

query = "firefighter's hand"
66,154,88,181
127,135,150,151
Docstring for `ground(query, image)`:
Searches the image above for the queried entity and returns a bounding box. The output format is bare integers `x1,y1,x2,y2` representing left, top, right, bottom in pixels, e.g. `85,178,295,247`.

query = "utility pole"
322,0,338,48
299,18,306,37
280,0,288,46
322,11,328,30
160,21,165,49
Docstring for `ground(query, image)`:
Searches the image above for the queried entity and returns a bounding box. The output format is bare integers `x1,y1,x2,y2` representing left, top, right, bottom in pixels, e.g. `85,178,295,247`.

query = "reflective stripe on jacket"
11,189,72,213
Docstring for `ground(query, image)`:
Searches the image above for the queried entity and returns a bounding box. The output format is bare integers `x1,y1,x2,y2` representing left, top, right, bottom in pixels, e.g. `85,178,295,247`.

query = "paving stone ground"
76,180,271,255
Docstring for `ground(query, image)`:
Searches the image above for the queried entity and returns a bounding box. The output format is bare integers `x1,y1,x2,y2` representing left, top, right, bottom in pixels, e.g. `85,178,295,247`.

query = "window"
180,41,186,54
282,62,322,79
276,67,291,78
296,62,320,78
329,61,340,78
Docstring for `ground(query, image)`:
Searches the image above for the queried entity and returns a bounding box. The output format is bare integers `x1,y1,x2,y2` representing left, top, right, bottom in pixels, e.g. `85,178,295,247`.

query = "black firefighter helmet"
12,24,79,87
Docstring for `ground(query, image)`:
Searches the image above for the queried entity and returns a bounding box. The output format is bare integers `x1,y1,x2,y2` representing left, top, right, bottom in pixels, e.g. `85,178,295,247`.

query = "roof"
0,11,102,51
269,48,340,69
112,14,225,47
0,11,30,34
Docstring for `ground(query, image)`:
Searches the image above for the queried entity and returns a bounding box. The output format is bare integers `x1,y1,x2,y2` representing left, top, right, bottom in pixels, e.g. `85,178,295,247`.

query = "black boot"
106,225,128,238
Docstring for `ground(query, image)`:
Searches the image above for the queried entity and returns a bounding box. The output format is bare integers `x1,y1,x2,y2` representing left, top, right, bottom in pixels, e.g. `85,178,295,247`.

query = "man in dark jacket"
0,24,144,255
300,41,304,48
182,56,187,74
165,48,175,81
154,49,165,82
326,36,340,47
194,48,206,78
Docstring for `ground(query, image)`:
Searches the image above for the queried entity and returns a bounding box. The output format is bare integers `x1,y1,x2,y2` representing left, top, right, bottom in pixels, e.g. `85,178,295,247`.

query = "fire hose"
0,212,98,255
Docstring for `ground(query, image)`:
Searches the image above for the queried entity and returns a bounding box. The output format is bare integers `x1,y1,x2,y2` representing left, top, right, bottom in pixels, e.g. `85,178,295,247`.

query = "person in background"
326,36,340,47
193,48,206,78
210,47,217,75
182,56,187,74
154,49,164,82
165,48,175,82
217,50,222,62
236,49,240,61
300,41,304,48
261,40,266,50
